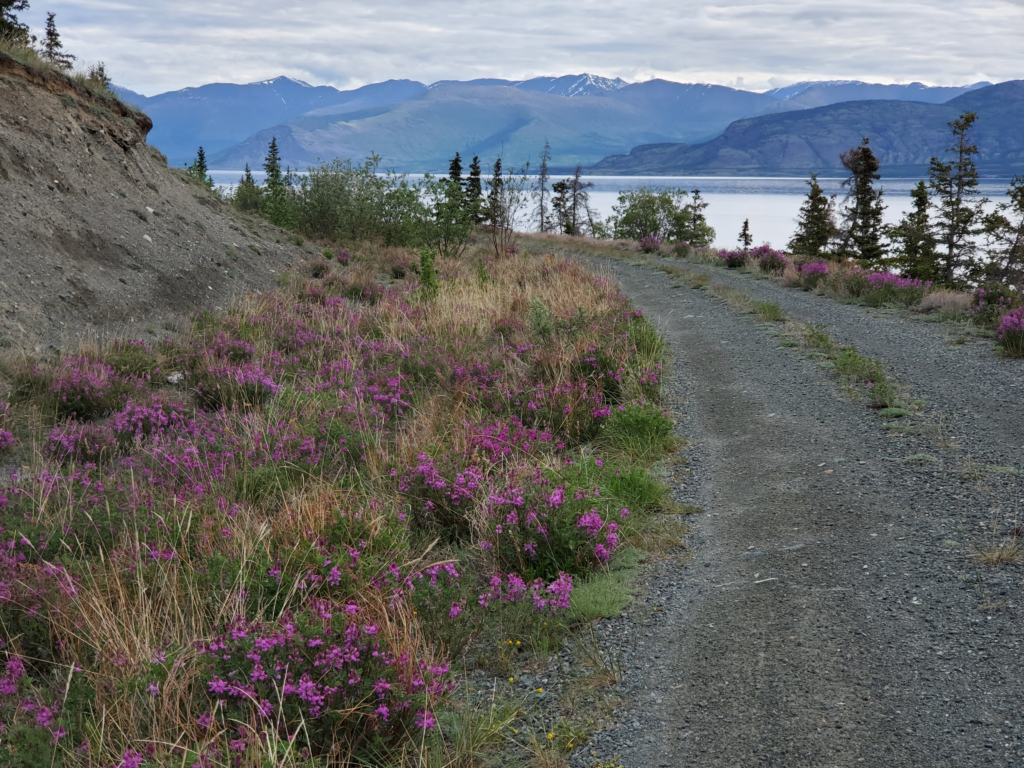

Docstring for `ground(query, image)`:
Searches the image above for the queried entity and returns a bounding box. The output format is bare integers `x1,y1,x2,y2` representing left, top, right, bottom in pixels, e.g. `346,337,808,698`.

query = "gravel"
564,255,1023,767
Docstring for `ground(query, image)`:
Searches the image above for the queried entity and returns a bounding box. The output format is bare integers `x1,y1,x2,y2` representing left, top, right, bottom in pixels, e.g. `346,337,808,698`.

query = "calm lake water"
209,171,1013,249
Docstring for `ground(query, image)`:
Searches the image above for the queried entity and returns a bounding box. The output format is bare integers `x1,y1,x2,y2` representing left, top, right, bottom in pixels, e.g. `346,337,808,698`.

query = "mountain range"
114,74,1016,175
591,80,1024,177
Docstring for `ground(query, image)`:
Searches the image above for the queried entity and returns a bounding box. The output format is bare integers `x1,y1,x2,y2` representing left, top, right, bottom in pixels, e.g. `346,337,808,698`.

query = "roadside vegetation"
0,240,681,766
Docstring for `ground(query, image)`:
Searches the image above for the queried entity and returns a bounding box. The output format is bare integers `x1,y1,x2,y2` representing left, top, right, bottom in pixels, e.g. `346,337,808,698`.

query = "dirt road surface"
579,256,1023,768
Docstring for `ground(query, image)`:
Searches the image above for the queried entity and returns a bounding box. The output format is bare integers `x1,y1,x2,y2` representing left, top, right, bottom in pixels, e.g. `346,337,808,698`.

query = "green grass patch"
878,407,911,419
570,547,645,621
599,403,676,461
752,301,786,322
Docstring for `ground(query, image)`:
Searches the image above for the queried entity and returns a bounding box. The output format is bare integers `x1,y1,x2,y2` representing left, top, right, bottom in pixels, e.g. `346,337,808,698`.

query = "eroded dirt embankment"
576,256,1023,768
0,53,307,352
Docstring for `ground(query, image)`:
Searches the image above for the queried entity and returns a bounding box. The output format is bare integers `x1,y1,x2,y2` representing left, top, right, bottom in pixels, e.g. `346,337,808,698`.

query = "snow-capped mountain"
764,79,992,106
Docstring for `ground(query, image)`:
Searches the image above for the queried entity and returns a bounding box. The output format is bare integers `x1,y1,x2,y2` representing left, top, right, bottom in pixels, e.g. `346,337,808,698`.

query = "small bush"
749,245,787,275
970,284,1016,326
637,235,661,253
672,241,691,258
12,356,123,420
718,249,747,268
862,272,930,307
798,261,829,290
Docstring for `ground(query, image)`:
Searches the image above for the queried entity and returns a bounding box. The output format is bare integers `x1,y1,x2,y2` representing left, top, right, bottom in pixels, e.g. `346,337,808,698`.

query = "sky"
19,0,1024,96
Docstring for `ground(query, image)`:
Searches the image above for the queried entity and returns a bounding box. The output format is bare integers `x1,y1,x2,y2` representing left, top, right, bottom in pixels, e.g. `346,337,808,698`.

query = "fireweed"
717,249,748,269
636,235,661,254
751,245,787,276
0,249,668,765
996,307,1024,356
970,285,1017,326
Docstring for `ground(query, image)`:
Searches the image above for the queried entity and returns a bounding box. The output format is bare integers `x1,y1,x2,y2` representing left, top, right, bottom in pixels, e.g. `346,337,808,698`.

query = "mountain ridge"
588,80,1024,176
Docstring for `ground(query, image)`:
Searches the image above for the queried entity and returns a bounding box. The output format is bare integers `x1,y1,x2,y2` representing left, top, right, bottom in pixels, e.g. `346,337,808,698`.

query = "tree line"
202,138,718,256
787,112,1024,288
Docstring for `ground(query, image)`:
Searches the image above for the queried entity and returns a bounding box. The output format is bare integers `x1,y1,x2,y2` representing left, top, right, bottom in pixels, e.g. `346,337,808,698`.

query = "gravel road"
573,256,1024,768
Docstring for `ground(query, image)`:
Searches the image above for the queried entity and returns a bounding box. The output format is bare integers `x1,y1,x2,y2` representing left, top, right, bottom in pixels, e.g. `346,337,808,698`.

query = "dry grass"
974,537,1023,565
919,289,973,314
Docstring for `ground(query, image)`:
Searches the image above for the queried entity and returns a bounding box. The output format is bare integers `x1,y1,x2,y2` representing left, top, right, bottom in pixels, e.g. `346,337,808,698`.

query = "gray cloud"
21,0,1024,95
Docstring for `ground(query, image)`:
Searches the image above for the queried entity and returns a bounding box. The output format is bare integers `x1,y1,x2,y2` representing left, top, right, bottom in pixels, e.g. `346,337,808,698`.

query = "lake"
209,171,1013,249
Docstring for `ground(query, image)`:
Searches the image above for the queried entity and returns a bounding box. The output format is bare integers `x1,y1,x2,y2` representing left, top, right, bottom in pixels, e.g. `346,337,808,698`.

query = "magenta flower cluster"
637,235,661,254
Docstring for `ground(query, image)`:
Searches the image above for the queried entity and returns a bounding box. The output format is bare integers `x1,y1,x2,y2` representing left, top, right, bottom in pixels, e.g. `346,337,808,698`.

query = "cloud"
20,0,1024,95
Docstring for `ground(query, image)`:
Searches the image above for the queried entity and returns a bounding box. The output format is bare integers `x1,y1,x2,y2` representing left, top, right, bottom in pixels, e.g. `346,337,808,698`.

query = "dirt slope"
0,52,308,353
574,257,1023,767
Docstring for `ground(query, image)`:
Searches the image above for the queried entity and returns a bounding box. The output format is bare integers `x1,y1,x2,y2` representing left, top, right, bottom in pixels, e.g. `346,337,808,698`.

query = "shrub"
672,241,691,258
798,261,829,290
12,355,123,420
862,271,931,307
637,234,661,253
719,249,747,268
969,284,1016,326
752,245,787,275
996,308,1024,357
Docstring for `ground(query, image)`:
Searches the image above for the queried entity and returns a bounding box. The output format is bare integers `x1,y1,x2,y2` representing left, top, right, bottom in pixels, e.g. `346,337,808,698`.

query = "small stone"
143,234,152,243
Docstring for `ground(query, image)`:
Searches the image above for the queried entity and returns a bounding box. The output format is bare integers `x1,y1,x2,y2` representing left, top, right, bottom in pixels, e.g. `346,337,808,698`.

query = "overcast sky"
20,0,1024,96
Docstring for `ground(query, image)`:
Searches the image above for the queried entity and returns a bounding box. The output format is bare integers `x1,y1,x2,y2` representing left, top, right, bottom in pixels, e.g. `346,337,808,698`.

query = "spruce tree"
234,163,262,212
42,12,74,71
0,0,30,43
261,137,293,228
739,218,752,248
928,111,987,286
837,138,886,267
534,140,552,232
448,152,463,190
486,158,503,226
889,181,938,280
981,176,1024,286
465,156,483,223
680,189,714,246
187,147,213,189
788,173,837,257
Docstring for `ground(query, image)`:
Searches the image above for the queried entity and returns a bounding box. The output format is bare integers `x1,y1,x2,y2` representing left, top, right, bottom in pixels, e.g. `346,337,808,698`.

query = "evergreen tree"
739,218,753,248
563,165,598,236
0,0,30,43
465,156,483,223
234,163,262,212
85,62,111,91
928,111,987,286
837,138,886,266
551,179,570,234
486,158,503,226
888,181,938,280
680,189,715,246
261,137,293,228
533,140,552,233
788,173,837,257
448,152,464,190
981,176,1024,286
187,147,213,189
42,12,74,70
